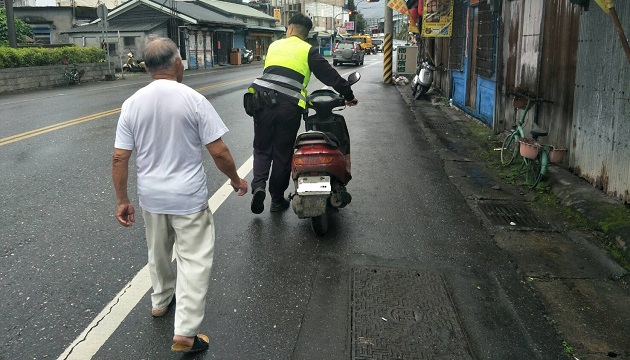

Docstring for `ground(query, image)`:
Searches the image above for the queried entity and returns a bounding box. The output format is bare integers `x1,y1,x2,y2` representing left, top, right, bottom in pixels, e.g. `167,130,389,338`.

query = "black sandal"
171,334,209,353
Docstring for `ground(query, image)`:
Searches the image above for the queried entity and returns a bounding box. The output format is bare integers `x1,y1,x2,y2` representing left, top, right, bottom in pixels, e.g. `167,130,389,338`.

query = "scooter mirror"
347,72,361,85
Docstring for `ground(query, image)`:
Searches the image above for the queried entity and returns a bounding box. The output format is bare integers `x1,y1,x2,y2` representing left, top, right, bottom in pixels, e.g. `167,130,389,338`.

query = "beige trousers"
142,207,215,337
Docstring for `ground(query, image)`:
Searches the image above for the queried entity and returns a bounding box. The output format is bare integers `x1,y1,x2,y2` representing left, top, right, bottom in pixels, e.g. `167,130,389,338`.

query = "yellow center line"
0,108,122,146
0,77,257,147
195,77,257,92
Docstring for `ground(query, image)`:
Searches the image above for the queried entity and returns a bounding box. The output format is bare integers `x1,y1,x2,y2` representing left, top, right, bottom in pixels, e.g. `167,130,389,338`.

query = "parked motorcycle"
241,48,254,64
290,72,360,235
411,57,437,99
122,52,146,72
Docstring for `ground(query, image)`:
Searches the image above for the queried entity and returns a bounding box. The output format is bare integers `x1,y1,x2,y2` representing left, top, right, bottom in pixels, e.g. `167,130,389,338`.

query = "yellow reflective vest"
251,36,312,109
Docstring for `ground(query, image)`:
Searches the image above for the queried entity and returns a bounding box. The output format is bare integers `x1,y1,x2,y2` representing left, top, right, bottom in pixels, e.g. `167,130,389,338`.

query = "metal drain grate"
477,201,547,228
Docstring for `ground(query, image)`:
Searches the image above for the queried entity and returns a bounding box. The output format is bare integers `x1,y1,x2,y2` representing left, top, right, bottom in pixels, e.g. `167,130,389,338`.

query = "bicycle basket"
518,138,540,159
548,147,567,163
512,97,527,109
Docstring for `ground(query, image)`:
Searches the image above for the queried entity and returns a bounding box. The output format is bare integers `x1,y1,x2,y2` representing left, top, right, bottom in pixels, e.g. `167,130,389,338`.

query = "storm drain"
351,267,473,360
477,201,548,228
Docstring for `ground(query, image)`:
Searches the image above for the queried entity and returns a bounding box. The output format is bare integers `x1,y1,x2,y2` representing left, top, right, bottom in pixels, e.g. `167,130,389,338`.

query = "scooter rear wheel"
311,213,329,235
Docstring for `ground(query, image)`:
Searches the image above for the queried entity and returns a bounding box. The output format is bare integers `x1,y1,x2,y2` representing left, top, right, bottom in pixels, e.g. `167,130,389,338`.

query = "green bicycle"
499,92,552,166
518,134,567,188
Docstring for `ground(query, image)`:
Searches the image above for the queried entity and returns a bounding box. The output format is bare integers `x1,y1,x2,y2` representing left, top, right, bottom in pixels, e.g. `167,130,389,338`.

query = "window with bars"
123,37,135,47
448,0,466,71
476,1,497,79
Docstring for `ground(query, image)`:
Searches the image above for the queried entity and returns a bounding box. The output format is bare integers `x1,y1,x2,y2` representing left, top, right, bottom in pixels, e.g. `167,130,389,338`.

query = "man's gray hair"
143,37,180,73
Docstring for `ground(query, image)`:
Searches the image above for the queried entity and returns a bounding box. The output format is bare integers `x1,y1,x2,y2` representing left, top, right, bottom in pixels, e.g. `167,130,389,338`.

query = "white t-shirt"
115,79,228,215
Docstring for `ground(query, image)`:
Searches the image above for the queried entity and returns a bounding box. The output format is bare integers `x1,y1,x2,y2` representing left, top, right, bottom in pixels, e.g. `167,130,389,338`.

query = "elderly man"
112,37,248,353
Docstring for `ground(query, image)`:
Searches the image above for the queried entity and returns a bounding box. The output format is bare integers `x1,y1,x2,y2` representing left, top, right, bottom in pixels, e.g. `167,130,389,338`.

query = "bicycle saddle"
530,123,548,138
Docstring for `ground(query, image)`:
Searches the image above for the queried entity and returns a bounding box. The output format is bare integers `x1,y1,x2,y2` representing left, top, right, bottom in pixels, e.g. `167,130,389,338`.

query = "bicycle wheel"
500,133,519,166
524,157,543,188
55,73,70,86
69,70,80,84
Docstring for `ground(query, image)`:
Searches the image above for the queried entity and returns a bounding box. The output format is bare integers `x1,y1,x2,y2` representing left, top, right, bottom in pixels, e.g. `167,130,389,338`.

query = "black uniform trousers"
252,99,303,203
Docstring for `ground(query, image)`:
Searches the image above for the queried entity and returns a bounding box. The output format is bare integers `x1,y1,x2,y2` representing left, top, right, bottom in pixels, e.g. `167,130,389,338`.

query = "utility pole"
383,5,393,84
5,0,18,47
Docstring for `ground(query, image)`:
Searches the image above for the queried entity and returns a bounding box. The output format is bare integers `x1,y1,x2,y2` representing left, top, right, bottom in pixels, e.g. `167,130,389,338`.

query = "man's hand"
346,97,358,106
231,178,248,196
115,202,135,227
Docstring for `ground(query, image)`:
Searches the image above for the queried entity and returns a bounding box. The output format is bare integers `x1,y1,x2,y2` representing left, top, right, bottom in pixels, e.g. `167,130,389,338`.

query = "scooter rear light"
294,155,334,165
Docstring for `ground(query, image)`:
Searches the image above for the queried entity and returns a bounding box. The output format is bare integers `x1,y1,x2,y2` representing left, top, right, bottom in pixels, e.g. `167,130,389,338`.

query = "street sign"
396,46,418,75
97,4,108,28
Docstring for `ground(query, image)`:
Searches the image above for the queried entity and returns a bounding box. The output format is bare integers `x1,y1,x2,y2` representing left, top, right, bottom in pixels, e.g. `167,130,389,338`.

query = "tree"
355,13,367,34
0,8,33,46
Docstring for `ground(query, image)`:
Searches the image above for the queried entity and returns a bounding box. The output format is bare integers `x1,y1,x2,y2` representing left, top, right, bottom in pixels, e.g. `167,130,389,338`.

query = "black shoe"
270,197,290,212
251,188,266,214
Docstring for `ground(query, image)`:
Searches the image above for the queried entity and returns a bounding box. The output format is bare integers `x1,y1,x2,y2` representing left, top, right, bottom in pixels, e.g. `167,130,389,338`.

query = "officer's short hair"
289,14,313,34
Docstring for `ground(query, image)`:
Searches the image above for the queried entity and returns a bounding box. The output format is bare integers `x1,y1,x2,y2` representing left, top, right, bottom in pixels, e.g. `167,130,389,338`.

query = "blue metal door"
451,0,497,127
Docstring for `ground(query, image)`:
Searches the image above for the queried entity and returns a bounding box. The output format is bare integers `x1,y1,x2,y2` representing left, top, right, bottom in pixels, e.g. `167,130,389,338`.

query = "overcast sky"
31,0,390,18
356,1,389,20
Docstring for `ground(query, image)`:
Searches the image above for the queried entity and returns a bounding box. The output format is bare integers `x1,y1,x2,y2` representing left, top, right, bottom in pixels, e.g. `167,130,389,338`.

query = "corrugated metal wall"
538,0,580,154
496,0,544,132
573,1,630,202
496,1,580,157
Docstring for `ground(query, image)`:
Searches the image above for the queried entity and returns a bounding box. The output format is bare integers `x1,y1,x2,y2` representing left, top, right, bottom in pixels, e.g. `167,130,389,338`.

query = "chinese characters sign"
387,0,409,15
396,46,418,75
421,0,454,38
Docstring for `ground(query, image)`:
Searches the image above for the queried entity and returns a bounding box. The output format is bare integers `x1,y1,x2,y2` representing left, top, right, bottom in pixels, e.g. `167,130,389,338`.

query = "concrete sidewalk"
394,83,630,359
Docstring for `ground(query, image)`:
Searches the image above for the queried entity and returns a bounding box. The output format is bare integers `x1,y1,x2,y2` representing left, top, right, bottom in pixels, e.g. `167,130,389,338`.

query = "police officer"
248,13,358,214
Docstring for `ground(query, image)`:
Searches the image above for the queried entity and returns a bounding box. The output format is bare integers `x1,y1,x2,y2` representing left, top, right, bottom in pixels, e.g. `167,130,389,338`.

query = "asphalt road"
0,55,565,360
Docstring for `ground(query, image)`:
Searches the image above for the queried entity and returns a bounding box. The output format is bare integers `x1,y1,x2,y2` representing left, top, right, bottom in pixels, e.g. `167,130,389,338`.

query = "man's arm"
112,148,135,227
205,138,248,196
308,48,358,105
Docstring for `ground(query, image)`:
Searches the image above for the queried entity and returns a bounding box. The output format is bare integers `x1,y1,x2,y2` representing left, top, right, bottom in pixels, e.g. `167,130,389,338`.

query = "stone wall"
0,63,111,94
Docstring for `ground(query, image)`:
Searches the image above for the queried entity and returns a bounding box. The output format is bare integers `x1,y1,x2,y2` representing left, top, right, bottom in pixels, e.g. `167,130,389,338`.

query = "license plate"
296,176,331,195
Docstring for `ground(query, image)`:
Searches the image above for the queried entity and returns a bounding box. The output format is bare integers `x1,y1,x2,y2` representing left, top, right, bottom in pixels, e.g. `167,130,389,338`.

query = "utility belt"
244,73,307,116
243,90,280,117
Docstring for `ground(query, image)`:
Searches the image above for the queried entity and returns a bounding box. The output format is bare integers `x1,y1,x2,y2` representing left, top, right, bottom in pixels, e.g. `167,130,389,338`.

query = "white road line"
57,156,254,360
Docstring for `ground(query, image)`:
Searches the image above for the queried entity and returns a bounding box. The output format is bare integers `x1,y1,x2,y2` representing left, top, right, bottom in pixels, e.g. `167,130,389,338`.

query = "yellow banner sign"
387,0,409,15
421,0,454,38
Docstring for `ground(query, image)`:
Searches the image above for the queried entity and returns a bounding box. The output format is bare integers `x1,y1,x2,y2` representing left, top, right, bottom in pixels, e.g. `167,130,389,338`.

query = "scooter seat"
530,123,548,138
294,131,340,149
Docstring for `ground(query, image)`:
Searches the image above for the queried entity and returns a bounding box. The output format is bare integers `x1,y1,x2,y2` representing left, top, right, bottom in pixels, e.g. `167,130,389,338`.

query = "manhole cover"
477,201,547,228
351,267,473,360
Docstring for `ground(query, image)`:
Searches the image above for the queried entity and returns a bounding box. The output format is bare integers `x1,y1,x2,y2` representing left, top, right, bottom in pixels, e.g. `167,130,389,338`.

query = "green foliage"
562,341,575,356
0,8,33,45
607,243,630,272
0,46,106,69
594,204,630,233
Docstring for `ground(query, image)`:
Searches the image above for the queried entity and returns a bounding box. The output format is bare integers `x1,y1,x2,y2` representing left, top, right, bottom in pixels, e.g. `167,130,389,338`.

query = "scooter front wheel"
311,213,329,235
415,85,429,100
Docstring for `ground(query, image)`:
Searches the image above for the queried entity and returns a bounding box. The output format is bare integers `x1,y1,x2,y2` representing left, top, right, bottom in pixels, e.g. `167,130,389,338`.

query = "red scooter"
290,72,360,235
